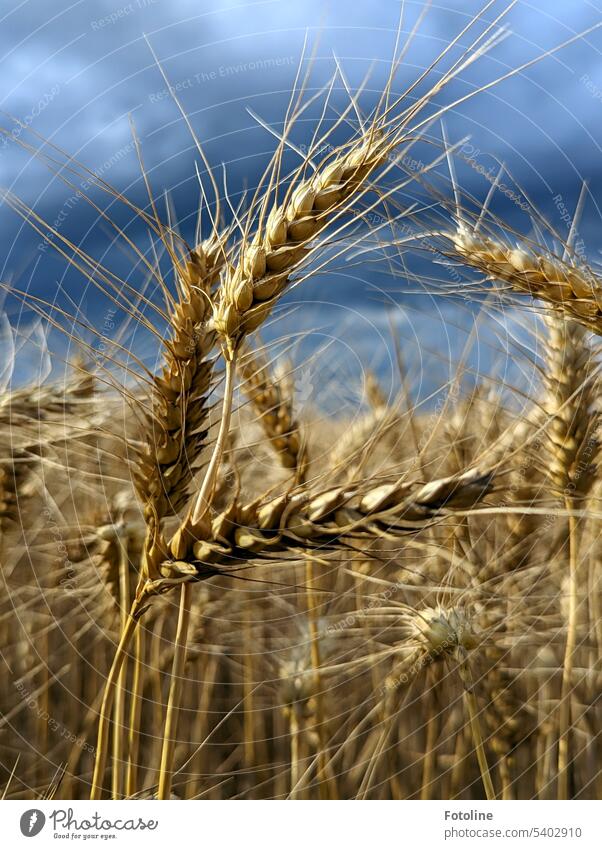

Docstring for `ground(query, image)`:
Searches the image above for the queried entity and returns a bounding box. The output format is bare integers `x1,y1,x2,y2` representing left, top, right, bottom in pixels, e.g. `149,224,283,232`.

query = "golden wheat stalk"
90,229,227,799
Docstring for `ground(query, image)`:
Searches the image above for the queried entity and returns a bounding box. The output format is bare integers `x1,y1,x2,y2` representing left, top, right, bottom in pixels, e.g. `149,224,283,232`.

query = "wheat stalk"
90,230,227,799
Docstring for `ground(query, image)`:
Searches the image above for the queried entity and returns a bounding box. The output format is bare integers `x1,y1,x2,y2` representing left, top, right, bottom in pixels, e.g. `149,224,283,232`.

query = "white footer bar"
1,799,600,848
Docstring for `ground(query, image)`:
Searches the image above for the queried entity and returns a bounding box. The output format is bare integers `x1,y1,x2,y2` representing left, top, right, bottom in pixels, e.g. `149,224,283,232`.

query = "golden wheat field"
0,2,601,802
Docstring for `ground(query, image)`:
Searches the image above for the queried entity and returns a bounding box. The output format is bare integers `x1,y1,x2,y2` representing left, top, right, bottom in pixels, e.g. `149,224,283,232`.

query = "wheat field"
0,3,601,801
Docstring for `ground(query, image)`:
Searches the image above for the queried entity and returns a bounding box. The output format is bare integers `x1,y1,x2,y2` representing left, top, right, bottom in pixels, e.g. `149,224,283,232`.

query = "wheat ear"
541,316,599,499
450,227,602,335
212,127,396,356
540,315,600,798
239,345,307,476
135,234,226,583
158,467,493,578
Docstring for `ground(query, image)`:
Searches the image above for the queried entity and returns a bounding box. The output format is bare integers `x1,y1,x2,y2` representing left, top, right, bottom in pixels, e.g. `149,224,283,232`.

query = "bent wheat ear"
162,467,493,575
449,227,602,336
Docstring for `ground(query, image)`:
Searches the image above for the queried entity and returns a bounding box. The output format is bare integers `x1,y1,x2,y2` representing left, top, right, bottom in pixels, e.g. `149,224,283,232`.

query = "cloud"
1,0,601,298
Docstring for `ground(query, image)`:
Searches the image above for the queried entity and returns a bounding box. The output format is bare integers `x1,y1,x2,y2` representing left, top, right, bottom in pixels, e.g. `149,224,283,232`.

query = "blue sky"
1,0,601,391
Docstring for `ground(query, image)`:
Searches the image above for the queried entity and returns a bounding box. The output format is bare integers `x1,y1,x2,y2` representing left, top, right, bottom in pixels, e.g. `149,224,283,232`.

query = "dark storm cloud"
1,0,601,280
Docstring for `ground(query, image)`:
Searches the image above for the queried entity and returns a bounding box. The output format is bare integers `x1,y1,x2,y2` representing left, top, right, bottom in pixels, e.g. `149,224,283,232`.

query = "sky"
1,0,602,394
